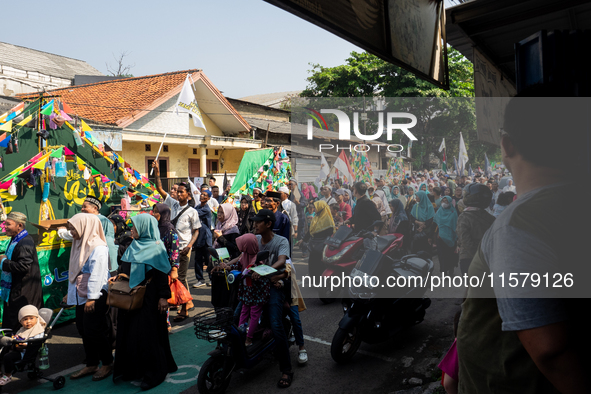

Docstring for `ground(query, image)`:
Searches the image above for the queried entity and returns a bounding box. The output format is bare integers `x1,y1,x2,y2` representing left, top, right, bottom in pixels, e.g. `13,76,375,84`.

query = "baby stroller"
0,307,66,391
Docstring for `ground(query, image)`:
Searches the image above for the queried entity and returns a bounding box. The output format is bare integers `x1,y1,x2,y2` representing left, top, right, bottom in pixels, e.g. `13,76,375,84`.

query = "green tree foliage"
300,47,501,170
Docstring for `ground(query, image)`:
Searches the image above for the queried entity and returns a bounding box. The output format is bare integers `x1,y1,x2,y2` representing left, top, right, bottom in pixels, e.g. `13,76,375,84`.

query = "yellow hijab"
68,213,108,283
309,200,335,235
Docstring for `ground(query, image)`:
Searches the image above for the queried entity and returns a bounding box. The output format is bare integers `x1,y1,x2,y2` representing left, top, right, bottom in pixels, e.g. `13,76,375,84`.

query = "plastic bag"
55,160,67,178
167,278,193,306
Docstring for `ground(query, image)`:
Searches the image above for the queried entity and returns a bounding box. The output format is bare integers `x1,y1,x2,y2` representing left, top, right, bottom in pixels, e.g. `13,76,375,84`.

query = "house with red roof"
19,69,261,188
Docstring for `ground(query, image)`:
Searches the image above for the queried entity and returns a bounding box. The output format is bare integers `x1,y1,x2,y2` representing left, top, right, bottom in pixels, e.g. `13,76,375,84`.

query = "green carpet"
23,325,216,394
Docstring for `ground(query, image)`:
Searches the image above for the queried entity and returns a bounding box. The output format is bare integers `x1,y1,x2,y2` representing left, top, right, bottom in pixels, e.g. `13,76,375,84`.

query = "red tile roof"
18,69,200,126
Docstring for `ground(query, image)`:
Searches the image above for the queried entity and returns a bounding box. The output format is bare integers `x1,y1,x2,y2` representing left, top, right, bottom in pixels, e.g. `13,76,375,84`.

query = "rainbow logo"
305,108,327,130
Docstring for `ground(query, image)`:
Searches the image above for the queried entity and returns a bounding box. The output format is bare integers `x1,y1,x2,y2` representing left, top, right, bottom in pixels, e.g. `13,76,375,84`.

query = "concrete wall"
121,140,245,177
127,95,223,136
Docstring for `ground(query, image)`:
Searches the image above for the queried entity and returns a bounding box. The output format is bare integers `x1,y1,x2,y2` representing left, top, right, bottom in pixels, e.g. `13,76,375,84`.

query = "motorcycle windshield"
325,225,353,248
354,249,383,276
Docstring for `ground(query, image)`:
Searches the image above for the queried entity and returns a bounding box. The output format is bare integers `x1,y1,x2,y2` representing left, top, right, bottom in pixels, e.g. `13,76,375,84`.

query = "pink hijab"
215,203,239,235
236,233,259,270
302,183,317,199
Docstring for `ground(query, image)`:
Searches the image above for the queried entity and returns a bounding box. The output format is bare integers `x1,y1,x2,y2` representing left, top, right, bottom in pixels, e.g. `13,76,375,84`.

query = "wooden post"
264,124,269,148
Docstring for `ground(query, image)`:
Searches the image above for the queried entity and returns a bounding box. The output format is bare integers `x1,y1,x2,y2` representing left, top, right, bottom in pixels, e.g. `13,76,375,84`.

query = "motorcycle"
196,250,294,394
317,221,405,303
330,248,433,364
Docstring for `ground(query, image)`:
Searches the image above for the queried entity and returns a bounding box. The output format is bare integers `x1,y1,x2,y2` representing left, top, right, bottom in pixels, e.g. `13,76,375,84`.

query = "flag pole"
150,132,167,176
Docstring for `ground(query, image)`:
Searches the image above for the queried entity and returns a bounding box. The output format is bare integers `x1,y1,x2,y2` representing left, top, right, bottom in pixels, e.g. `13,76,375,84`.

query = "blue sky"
2,0,363,98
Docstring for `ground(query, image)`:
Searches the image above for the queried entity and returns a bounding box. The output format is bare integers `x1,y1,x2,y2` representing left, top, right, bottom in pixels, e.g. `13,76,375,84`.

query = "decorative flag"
314,153,330,190
484,153,492,178
40,100,54,116
454,157,460,177
0,102,24,123
0,120,12,132
458,132,469,176
175,75,207,131
17,115,33,127
332,150,355,185
438,138,446,153
0,135,11,148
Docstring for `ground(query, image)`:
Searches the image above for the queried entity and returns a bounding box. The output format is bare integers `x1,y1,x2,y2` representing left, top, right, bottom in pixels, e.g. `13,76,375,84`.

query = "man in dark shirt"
263,191,291,242
345,182,381,232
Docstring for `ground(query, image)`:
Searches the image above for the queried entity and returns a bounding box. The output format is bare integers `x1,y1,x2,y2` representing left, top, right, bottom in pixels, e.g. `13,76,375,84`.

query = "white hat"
278,186,289,194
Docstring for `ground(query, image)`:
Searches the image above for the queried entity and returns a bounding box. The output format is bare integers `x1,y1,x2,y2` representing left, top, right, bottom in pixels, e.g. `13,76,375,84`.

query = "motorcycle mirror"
257,251,270,262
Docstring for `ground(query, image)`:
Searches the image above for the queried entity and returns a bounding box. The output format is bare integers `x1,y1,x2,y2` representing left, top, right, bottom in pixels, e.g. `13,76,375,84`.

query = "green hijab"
98,214,118,272
411,191,435,222
121,214,171,288
433,196,458,247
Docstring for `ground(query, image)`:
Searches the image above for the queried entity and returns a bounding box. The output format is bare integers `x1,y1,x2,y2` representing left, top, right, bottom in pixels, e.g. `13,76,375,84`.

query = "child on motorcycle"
233,234,270,346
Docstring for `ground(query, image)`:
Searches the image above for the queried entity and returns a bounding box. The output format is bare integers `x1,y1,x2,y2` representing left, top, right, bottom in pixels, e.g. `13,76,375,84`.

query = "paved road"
8,248,463,394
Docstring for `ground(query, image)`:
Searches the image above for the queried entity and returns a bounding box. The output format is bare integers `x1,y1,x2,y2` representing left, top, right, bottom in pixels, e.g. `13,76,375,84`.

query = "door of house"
189,159,200,177
146,157,168,180
189,159,219,177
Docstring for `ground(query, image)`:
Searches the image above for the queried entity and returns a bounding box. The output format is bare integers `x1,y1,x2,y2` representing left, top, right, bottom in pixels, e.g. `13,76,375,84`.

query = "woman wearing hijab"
391,186,407,207
419,183,429,194
388,199,411,254
238,195,256,234
65,214,113,381
152,203,181,326
343,188,354,213
409,191,436,253
114,214,177,390
433,196,458,276
211,203,241,310
297,200,335,278
213,203,241,259
405,186,417,216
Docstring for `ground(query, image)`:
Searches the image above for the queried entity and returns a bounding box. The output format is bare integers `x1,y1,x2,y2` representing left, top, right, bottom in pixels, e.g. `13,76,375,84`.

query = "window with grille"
163,145,169,152
145,144,151,152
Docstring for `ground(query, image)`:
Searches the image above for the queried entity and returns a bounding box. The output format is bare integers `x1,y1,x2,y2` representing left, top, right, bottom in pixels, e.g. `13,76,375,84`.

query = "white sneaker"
298,349,308,364
192,281,205,288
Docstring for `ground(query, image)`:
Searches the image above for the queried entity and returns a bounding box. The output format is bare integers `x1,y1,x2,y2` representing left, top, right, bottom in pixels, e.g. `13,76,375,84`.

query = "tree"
106,51,135,78
301,47,501,170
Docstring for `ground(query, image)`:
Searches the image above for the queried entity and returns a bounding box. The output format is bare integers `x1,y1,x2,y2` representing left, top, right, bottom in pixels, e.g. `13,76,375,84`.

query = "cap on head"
251,208,276,224
84,196,101,210
265,190,282,200
278,186,289,194
7,211,27,225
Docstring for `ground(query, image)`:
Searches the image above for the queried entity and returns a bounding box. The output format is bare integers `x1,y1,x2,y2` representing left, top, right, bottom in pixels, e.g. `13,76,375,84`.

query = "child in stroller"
0,305,66,390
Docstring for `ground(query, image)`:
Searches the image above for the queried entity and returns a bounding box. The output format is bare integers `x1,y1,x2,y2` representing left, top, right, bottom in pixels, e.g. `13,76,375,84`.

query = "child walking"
1,305,46,385
234,234,270,347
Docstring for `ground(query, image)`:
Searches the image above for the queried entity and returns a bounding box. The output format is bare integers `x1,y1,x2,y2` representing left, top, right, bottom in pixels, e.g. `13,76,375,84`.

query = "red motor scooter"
318,221,404,303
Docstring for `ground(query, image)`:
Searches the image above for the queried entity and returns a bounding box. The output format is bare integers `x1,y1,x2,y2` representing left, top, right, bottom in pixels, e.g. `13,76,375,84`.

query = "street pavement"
8,248,463,394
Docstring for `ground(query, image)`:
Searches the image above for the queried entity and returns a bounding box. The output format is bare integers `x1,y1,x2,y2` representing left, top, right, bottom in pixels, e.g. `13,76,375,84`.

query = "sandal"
71,366,98,380
92,364,113,381
277,372,294,388
173,314,188,322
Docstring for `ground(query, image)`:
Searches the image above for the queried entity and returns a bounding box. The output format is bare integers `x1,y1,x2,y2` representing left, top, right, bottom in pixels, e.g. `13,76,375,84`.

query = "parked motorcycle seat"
376,235,397,252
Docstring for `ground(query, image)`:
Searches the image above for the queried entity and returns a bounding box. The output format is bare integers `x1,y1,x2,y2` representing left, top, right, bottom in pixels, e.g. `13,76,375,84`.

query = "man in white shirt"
503,179,516,193
153,162,201,316
320,186,337,205
279,185,298,239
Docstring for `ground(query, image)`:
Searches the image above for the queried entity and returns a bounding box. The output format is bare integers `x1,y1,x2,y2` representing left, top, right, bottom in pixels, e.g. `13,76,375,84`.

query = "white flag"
458,132,469,175
438,138,446,153
314,153,330,190
176,75,207,131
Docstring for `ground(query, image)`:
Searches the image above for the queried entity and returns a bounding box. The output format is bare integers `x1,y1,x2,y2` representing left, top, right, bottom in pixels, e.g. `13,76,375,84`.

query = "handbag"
107,274,149,311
